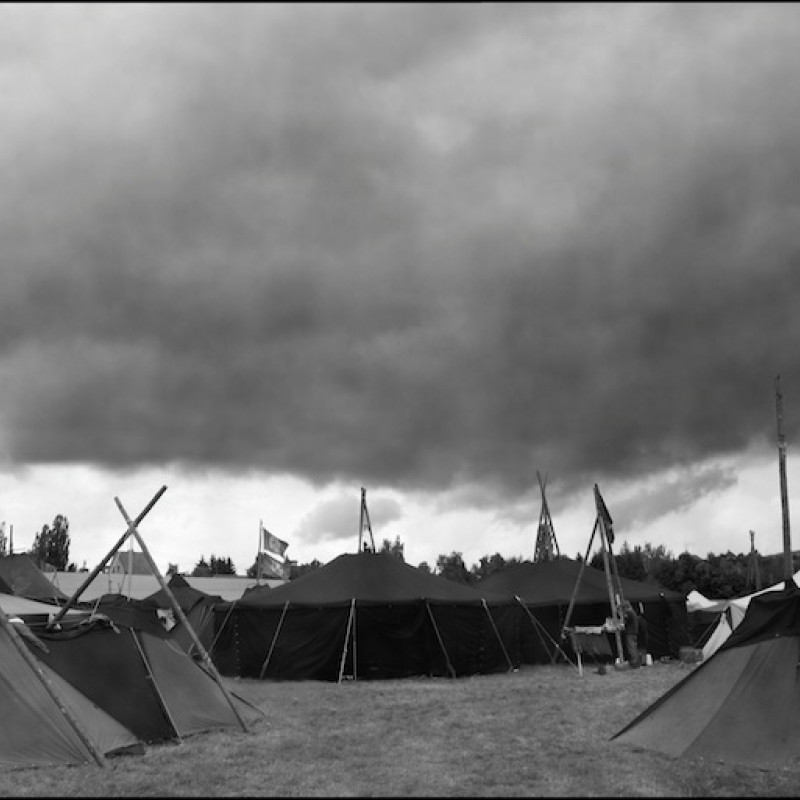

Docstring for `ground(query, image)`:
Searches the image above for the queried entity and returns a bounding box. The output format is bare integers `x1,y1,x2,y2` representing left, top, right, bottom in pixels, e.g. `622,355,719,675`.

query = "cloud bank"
2,3,799,527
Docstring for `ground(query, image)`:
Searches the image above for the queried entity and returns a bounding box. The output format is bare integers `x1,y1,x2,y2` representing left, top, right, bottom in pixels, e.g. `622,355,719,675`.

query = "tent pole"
481,599,514,672
337,598,356,684
597,514,625,663
256,520,262,587
425,601,456,678
352,597,358,682
0,605,109,767
48,485,167,627
515,596,577,670
208,600,238,661
560,518,598,638
605,537,627,613
258,600,290,679
115,498,249,733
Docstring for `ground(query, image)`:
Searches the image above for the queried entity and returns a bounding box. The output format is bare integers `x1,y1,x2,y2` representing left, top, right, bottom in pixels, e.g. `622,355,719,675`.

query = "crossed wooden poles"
47,485,248,739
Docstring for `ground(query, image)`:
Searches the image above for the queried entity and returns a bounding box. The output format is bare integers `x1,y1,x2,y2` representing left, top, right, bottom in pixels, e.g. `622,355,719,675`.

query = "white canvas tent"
686,569,800,660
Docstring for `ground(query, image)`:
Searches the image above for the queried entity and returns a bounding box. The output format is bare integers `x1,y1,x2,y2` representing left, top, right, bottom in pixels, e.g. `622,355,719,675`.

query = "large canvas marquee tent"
479,558,688,663
613,580,800,767
211,551,521,681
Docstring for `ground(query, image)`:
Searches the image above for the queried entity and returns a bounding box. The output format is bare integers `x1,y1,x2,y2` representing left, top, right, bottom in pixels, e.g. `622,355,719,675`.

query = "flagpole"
776,375,793,581
594,485,625,664
257,520,262,586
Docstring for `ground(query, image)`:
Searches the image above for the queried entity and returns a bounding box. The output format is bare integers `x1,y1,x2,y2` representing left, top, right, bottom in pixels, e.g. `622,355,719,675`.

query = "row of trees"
20,517,792,601
276,538,792,600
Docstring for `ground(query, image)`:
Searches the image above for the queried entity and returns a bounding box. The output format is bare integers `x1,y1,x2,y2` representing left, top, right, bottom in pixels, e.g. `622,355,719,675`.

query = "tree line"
19,518,794,601
280,538,793,600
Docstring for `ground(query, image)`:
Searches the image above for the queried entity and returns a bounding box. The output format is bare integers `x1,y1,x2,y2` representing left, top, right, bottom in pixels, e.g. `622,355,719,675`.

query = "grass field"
1,661,798,797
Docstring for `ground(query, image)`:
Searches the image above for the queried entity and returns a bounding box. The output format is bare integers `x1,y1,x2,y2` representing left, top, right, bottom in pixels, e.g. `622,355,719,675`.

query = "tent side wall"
29,625,178,742
0,626,138,766
213,599,522,681
213,604,351,681
428,602,520,676
614,635,800,766
138,631,241,736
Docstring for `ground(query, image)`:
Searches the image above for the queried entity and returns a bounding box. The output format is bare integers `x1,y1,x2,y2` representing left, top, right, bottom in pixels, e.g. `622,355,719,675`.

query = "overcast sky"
2,3,800,577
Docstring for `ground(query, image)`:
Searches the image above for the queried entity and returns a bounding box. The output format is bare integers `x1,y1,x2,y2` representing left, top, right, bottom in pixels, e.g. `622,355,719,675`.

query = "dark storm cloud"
2,4,800,513
613,464,739,529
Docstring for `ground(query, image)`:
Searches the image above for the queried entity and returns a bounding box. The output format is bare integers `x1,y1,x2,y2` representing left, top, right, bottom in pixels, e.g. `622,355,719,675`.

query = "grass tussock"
1,662,799,796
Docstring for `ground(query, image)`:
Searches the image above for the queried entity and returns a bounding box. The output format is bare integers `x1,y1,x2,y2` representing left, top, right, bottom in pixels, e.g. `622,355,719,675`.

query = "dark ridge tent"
0,618,140,767
613,579,800,767
25,612,243,744
478,558,688,664
0,554,68,603
81,575,223,657
211,551,521,681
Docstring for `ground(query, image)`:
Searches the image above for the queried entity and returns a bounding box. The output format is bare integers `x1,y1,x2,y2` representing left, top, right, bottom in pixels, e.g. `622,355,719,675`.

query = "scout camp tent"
0,616,140,767
211,551,521,681
83,574,224,657
26,612,243,743
0,592,82,626
613,579,800,767
0,554,69,603
685,568,800,660
479,558,688,664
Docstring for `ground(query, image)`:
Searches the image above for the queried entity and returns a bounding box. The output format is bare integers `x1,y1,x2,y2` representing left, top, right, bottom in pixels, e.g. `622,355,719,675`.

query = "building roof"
108,552,152,576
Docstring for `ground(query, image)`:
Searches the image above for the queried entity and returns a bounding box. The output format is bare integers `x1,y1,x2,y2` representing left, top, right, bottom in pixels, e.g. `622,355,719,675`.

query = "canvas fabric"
0,624,138,766
613,582,800,767
30,617,239,743
212,552,521,681
0,555,67,602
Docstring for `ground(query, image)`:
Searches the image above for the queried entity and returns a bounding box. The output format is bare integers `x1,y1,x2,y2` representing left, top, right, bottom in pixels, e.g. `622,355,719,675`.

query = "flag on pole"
260,551,290,580
261,524,289,557
593,484,615,544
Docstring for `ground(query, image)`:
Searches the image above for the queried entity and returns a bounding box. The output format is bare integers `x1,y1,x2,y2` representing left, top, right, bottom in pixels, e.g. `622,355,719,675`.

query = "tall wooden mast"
776,374,793,580
746,529,761,592
534,471,561,562
358,487,376,553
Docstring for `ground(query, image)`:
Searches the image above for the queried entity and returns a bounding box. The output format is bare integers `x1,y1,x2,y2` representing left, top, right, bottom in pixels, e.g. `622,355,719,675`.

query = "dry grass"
1,661,799,796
